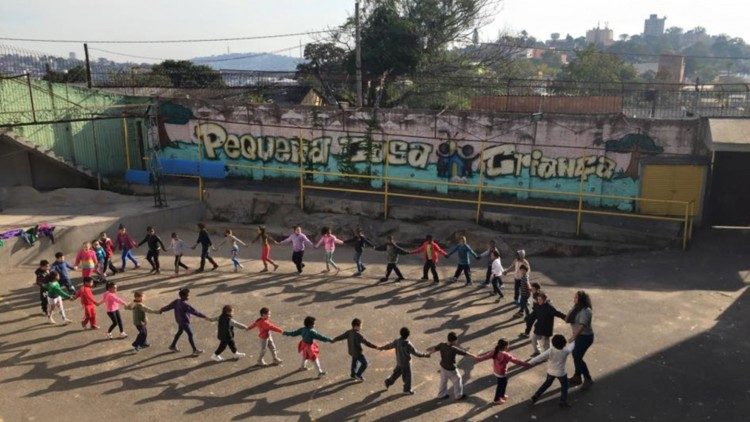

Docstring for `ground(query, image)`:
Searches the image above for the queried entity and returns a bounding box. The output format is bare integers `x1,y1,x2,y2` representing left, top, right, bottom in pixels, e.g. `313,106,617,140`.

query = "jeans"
107,310,123,334
517,295,530,316
324,251,339,270
120,248,138,270
385,363,412,392
384,263,404,280
199,246,217,270
146,249,160,270
350,354,368,377
494,376,508,401
133,324,148,348
215,339,237,355
530,333,550,354
170,324,198,352
513,278,522,302
258,336,280,361
174,254,188,271
291,251,304,273
104,257,118,274
573,334,594,380
484,264,492,284
354,250,364,273
422,260,439,282
453,264,471,283
491,276,504,298
534,374,569,403
230,247,241,269
39,287,48,314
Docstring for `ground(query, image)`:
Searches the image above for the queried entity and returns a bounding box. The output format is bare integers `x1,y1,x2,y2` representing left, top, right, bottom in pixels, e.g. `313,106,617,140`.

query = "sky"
1,0,748,64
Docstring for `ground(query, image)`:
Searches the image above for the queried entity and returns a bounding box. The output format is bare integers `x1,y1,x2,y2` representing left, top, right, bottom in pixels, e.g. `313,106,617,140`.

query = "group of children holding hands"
32,222,595,409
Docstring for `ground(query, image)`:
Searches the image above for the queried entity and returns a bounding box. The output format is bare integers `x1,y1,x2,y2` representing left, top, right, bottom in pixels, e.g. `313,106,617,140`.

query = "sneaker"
317,371,327,378
168,346,180,352
432,280,440,284
192,349,204,356
493,399,505,405
530,352,540,357
495,298,502,303
360,266,366,273
396,277,405,282
154,270,161,274
120,332,128,338
63,319,72,325
133,346,141,352
353,272,362,277
404,390,415,395
80,321,86,328
211,354,224,362
257,359,268,366
379,277,388,282
260,268,269,273
418,278,428,282
234,352,246,359
91,325,99,330
518,333,530,339
464,281,472,286
355,376,365,382
581,379,594,391
531,395,539,405
273,264,279,271
211,265,219,271
568,374,583,386
48,317,56,325
272,357,283,364
450,277,458,283
559,401,571,409
107,332,112,339
148,268,156,274
299,365,310,371
437,395,450,400
458,394,468,400
384,380,391,390
141,343,151,348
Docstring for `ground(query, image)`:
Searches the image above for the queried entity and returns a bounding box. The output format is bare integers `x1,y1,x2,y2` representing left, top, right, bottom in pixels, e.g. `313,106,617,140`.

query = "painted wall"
158,103,707,211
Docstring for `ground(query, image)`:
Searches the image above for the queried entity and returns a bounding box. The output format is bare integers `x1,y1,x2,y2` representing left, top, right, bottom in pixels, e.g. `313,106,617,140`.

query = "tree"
559,45,637,90
43,65,86,83
150,60,224,88
604,133,664,179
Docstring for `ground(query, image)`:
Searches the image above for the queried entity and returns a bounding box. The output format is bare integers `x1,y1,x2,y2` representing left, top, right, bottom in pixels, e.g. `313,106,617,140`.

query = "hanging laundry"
0,229,23,240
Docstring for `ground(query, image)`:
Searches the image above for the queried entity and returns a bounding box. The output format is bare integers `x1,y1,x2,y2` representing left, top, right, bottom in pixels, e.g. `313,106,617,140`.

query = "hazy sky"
1,0,747,63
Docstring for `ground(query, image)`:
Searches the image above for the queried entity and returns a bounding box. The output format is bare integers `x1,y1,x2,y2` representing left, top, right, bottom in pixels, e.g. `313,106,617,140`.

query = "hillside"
191,52,303,71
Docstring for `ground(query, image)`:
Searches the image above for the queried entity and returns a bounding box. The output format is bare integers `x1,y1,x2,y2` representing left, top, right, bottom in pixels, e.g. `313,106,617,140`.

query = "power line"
0,30,329,44
480,41,750,61
88,45,301,63
88,47,166,62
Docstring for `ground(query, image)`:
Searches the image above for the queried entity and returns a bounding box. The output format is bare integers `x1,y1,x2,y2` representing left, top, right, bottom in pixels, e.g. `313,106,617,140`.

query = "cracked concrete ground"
0,227,748,422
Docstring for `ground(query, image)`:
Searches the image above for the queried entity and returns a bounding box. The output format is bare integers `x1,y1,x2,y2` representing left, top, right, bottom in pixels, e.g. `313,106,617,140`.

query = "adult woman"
566,290,594,390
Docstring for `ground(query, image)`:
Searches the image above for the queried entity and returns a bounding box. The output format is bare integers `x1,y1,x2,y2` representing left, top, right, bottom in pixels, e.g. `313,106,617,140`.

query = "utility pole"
355,0,363,107
83,43,92,88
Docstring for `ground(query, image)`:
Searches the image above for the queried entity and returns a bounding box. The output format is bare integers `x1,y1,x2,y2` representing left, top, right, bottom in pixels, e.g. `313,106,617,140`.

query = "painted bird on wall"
436,140,480,182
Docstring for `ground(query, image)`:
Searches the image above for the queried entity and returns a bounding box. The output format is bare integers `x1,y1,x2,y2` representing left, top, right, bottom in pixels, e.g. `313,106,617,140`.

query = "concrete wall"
0,140,33,187
0,136,94,190
158,102,708,211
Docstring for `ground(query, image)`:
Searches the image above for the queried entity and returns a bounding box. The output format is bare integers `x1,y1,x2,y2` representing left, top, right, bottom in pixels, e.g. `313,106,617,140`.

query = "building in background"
657,54,685,83
585,25,614,47
644,14,666,37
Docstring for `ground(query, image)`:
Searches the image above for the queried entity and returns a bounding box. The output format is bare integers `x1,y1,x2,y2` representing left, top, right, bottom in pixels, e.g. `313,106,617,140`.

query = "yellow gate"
640,164,705,216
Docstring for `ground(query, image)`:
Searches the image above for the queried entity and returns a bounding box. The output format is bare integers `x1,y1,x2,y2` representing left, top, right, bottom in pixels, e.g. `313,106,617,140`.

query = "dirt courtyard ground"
0,226,748,422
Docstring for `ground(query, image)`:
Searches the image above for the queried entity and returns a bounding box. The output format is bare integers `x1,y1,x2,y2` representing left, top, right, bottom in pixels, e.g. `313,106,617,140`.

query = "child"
98,232,119,275
315,226,344,274
344,228,374,276
412,235,448,284
520,282,542,338
529,334,575,408
381,327,432,395
490,250,507,302
35,259,50,315
427,331,475,401
170,232,189,275
50,253,75,293
252,226,279,272
524,291,567,356
479,240,500,286
446,236,480,285
218,229,247,272
192,223,219,272
102,281,128,339
125,291,160,351
510,250,531,306
160,288,209,355
45,271,72,324
475,338,532,404
332,318,380,381
279,226,314,274
92,241,108,284
246,307,284,366
210,305,248,361
138,226,167,274
73,277,99,329
513,265,532,318
116,224,139,271
74,241,98,280
376,235,409,282
283,316,333,377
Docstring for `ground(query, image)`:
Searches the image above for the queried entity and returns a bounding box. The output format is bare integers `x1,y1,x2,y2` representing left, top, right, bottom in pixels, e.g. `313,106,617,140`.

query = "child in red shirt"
73,277,100,329
411,234,448,283
475,338,531,404
247,307,284,366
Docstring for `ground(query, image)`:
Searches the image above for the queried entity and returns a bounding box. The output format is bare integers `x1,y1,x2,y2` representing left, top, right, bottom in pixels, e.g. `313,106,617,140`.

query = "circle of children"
32,222,595,409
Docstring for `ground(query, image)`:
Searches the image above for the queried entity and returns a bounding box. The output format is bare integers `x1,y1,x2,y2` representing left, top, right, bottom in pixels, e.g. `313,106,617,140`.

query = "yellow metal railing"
169,133,696,250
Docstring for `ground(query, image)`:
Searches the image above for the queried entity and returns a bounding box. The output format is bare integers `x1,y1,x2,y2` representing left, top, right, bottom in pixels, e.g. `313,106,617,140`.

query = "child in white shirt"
528,334,574,408
490,250,508,302
170,232,189,275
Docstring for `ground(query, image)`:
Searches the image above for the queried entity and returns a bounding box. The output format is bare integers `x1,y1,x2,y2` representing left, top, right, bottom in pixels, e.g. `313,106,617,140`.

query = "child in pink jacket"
475,338,531,404
314,227,344,274
75,241,99,278
102,281,128,339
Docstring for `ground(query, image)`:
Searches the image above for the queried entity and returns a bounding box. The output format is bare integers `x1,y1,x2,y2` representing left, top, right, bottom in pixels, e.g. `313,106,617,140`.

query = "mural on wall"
159,116,669,211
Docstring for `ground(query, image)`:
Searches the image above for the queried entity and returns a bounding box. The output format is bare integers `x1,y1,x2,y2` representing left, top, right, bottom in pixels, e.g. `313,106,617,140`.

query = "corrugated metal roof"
709,118,750,152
